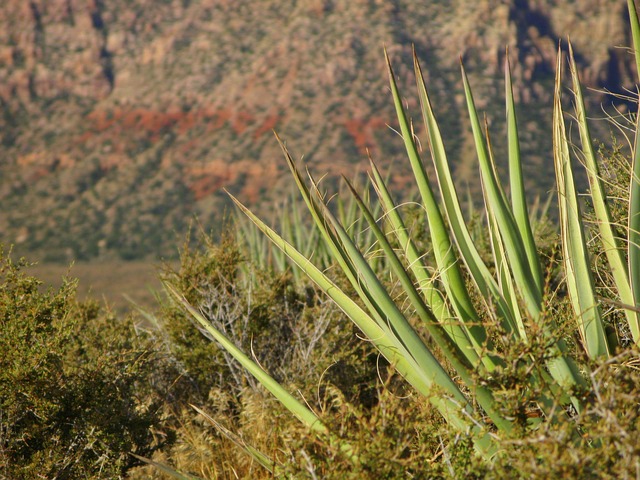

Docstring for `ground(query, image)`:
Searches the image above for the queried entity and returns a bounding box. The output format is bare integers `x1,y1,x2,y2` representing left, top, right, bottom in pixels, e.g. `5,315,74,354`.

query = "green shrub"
0,248,166,479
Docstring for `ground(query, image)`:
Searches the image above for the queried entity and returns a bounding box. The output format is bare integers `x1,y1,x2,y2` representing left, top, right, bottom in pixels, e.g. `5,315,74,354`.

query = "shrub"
0,248,166,479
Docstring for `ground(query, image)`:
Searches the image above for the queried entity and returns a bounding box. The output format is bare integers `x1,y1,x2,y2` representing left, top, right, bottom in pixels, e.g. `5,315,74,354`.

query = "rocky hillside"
0,0,635,261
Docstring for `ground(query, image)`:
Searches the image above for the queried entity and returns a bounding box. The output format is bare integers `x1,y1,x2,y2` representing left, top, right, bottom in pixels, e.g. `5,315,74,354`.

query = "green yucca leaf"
164,283,336,439
367,158,452,331
482,131,527,340
229,195,405,371
567,43,634,347
552,48,610,359
338,176,382,270
277,200,295,270
631,113,640,344
229,193,501,455
237,216,266,267
344,176,487,370
288,197,331,272
460,63,542,320
505,51,544,298
629,0,640,82
627,0,640,343
407,50,584,412
303,173,477,405
343,177,519,434
338,179,362,231
411,52,520,336
230,195,448,394
274,134,390,327
385,50,493,338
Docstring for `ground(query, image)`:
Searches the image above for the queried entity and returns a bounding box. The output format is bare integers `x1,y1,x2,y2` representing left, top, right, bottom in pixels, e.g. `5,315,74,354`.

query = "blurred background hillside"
0,0,637,305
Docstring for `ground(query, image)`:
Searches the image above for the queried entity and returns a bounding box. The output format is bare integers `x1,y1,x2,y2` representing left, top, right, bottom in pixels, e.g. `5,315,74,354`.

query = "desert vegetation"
3,1,640,479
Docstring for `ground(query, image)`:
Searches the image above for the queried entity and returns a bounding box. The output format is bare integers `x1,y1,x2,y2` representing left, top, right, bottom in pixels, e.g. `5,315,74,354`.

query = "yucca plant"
235,180,382,283
159,1,640,474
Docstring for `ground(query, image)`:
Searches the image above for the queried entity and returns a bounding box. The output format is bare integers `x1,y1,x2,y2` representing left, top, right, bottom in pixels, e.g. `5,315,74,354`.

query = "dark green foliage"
0,248,166,479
